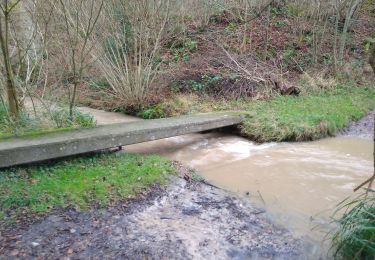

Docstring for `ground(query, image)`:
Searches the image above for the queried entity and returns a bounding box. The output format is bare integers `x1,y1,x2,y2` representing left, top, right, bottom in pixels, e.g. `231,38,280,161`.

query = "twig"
354,114,375,193
257,190,266,205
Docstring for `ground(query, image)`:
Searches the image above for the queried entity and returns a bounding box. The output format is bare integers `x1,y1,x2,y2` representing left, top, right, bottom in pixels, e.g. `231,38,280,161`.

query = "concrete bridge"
0,113,243,168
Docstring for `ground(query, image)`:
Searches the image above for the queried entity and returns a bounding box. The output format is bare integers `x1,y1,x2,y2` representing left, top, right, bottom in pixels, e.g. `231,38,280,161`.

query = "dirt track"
0,174,302,259
340,110,374,139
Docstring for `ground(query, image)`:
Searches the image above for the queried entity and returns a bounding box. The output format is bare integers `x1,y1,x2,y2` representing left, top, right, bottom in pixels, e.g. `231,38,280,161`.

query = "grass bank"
0,153,176,224
239,86,375,142
138,85,375,142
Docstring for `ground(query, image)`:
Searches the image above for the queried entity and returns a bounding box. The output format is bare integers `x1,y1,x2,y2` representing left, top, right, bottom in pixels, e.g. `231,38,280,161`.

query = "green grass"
330,189,375,260
0,153,176,224
238,85,375,142
137,84,375,142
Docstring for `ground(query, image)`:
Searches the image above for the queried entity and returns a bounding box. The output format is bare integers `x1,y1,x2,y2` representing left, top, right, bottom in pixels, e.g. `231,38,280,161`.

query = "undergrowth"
0,105,95,140
330,189,375,260
0,153,175,224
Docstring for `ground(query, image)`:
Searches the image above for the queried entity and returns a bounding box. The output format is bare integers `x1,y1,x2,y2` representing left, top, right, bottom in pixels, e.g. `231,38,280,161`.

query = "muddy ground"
340,110,374,139
0,172,302,259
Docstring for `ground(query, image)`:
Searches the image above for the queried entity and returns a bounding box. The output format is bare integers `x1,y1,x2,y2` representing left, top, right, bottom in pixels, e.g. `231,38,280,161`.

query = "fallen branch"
354,114,375,192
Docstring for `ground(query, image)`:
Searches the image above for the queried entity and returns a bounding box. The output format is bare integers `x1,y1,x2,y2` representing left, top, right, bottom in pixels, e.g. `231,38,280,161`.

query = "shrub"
95,0,170,106
137,104,167,119
48,107,95,128
330,190,375,260
0,104,95,139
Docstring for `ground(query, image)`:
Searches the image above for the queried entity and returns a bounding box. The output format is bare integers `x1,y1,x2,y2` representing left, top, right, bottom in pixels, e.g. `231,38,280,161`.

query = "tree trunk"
370,43,375,75
338,0,362,65
5,68,19,116
0,8,20,118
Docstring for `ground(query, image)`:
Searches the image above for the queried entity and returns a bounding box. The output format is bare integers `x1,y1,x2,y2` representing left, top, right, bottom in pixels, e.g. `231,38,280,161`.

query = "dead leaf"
10,250,19,256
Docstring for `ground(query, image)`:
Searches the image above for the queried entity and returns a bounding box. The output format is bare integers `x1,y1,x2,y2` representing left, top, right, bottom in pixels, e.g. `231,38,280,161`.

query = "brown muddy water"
81,107,374,258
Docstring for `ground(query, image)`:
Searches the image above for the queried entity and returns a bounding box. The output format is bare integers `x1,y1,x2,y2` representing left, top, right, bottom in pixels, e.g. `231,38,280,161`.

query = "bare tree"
0,0,21,118
338,0,363,64
10,0,50,115
95,0,170,106
53,0,103,118
370,42,375,74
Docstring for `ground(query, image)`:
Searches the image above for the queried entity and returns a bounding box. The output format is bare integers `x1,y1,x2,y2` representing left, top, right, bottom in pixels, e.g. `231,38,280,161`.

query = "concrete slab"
0,113,243,168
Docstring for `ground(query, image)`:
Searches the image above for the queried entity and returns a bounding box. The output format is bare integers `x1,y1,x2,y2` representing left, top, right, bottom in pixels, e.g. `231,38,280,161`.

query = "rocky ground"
0,172,302,259
340,110,375,139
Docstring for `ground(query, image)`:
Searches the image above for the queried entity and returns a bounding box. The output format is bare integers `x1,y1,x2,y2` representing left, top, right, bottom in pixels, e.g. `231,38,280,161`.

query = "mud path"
0,176,301,259
340,110,374,138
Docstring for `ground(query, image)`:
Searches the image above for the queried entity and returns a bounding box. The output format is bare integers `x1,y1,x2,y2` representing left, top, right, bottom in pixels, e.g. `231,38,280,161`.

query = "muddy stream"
77,108,375,258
